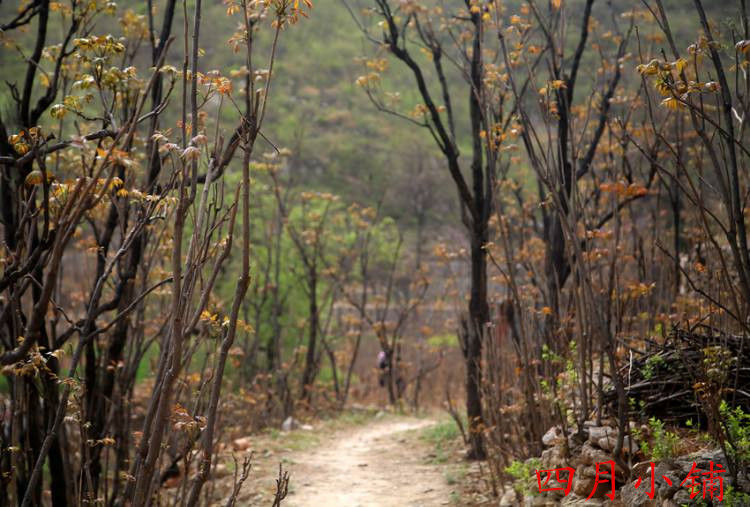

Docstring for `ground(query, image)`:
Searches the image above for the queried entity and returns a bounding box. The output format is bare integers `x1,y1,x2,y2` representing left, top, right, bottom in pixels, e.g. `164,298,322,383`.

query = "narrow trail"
284,417,452,506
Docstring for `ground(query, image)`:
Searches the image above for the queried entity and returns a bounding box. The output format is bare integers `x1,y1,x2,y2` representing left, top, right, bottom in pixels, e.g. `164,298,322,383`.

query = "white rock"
542,426,561,446
586,426,614,445
578,442,611,466
499,488,518,506
596,432,619,451
541,447,564,468
281,416,299,432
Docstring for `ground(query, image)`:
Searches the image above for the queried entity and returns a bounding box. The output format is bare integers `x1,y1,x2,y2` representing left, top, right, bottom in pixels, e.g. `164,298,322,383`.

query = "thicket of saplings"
352,0,750,499
1,0,750,505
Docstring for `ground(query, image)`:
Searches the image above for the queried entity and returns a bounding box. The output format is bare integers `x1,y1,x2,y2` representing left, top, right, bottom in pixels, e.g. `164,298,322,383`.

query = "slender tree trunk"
386,350,396,405
301,273,319,401
465,222,488,460
42,360,70,507
25,380,43,506
545,217,570,320
671,180,681,298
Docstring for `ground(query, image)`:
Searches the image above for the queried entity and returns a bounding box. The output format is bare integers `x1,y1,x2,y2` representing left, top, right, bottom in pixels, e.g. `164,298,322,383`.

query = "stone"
579,442,612,466
597,435,616,452
523,496,549,507
680,448,726,470
535,468,569,501
587,426,615,446
499,488,517,506
542,426,562,447
212,463,232,478
572,466,596,497
541,447,565,469
281,416,299,432
672,489,692,505
622,436,638,454
620,479,659,507
568,435,583,453
621,461,682,507
232,436,252,451
561,493,606,505
631,461,652,478
653,464,680,500
598,435,636,454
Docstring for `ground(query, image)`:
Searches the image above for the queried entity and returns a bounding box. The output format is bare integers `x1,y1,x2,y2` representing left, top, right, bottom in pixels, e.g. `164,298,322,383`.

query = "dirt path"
285,417,452,507
216,414,455,506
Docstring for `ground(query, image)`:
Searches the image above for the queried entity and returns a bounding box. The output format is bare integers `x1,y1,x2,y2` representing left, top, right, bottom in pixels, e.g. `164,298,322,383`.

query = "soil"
211,413,455,506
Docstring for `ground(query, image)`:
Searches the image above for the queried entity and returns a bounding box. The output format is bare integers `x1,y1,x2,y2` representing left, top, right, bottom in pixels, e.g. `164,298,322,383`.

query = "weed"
719,401,750,469
422,420,460,447
422,419,461,464
641,354,665,380
329,409,374,429
505,458,541,497
639,417,679,461
723,485,750,506
443,466,466,486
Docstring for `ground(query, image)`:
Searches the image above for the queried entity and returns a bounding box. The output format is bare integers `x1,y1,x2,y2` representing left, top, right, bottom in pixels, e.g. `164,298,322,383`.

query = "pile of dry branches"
608,329,750,425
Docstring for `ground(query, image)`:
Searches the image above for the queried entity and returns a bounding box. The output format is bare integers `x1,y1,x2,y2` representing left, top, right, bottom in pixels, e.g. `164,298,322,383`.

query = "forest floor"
208,410,465,506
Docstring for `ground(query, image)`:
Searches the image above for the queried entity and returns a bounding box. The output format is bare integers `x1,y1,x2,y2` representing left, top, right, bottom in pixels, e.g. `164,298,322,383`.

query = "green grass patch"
328,409,375,428
427,333,459,349
506,458,541,497
264,408,377,452
135,342,160,383
422,419,460,446
421,419,461,464
266,427,321,452
443,465,467,486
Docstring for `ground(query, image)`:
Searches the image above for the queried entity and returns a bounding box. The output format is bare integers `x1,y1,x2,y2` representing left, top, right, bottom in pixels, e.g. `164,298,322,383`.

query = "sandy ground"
285,417,452,507
211,414,454,506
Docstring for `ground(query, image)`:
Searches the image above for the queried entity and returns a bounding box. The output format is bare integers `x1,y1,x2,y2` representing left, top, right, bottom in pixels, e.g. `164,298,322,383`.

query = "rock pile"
513,421,635,506
506,422,745,506
620,448,748,506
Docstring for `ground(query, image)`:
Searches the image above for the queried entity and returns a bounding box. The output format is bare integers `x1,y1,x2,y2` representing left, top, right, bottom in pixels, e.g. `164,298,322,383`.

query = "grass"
422,419,461,446
421,418,461,464
266,428,321,452
263,407,378,453
326,408,378,430
417,418,468,504
506,458,542,497
443,465,467,486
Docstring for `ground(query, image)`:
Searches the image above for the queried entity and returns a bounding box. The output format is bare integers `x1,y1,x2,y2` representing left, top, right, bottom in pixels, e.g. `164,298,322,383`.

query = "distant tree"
0,0,310,503
348,0,500,458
